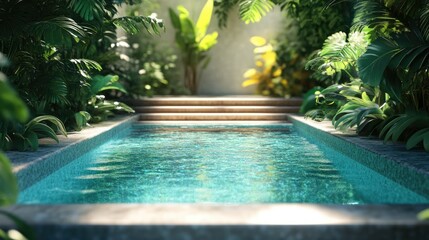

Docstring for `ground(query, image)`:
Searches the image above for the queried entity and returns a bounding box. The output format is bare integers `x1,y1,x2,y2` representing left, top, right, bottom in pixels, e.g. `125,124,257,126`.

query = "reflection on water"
19,125,429,204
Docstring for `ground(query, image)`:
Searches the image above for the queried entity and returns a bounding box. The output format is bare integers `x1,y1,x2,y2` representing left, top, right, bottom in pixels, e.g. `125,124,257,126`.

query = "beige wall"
153,0,284,95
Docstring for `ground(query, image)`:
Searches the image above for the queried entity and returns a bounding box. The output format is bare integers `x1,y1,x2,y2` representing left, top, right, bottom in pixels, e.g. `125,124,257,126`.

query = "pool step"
128,97,302,107
130,97,301,121
139,113,289,121
135,106,300,113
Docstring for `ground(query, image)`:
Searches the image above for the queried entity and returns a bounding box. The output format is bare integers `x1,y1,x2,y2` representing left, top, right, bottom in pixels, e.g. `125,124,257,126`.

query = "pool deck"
2,114,429,240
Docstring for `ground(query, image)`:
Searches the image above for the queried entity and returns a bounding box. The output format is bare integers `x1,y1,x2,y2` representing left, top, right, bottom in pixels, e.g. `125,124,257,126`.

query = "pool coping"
288,115,429,197
1,115,429,239
7,115,138,190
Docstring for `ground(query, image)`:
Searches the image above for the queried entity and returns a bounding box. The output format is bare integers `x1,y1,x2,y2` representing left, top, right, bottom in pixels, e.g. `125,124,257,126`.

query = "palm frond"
420,4,429,41
358,31,429,88
67,0,106,21
112,15,164,35
27,16,86,47
351,0,405,38
238,0,275,24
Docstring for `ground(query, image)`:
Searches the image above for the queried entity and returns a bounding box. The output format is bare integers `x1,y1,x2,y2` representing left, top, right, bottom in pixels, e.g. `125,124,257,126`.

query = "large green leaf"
406,128,429,151
196,0,214,42
177,6,196,41
90,75,127,94
26,115,67,138
359,32,429,88
169,8,181,31
0,152,18,206
357,37,400,87
0,81,28,123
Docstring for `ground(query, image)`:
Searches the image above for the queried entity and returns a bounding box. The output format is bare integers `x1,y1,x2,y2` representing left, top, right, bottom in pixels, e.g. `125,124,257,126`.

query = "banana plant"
169,0,218,94
242,36,289,97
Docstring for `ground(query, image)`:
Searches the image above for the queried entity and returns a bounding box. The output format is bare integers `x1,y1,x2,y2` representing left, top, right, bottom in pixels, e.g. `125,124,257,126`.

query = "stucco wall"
153,0,284,95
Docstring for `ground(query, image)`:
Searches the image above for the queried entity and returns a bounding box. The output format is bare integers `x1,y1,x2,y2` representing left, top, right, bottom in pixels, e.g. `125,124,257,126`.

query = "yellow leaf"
254,45,273,54
198,32,218,51
250,36,266,46
273,68,282,77
418,208,429,220
242,78,260,87
243,68,258,78
262,51,276,67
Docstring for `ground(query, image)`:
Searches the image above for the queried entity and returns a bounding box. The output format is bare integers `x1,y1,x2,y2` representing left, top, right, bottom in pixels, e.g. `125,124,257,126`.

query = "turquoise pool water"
19,125,429,204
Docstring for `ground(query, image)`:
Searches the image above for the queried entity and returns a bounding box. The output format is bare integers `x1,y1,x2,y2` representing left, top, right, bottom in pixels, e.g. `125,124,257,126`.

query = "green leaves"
68,0,106,21
380,113,429,151
74,111,91,131
0,153,18,206
113,15,165,35
90,75,127,94
9,115,67,152
28,17,86,47
169,0,218,94
239,0,275,24
0,81,28,123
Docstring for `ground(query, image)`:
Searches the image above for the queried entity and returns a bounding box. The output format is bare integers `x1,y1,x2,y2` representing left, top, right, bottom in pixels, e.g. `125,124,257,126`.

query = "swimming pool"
18,124,429,204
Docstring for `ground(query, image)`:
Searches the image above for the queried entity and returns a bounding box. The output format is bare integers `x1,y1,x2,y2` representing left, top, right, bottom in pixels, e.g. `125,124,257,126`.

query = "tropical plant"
169,0,218,94
0,55,35,240
214,0,281,27
85,74,135,124
304,0,429,151
273,0,352,97
242,36,289,97
0,0,164,132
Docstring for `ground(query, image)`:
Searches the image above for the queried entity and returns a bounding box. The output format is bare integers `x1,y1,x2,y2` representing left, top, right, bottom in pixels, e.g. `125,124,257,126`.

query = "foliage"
121,1,184,97
169,0,218,94
274,0,352,97
0,153,17,206
0,0,164,134
418,208,429,221
380,113,429,151
239,0,275,24
307,30,371,85
242,36,289,97
6,116,67,152
0,56,35,240
304,0,429,151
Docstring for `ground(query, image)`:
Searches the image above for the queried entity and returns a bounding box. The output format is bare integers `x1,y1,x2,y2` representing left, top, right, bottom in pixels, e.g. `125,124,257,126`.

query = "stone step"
139,113,289,121
128,97,302,107
134,106,300,113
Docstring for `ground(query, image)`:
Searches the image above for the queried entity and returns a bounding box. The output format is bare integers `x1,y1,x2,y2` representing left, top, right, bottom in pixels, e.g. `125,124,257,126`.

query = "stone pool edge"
289,115,429,198
1,116,429,240
7,115,138,190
